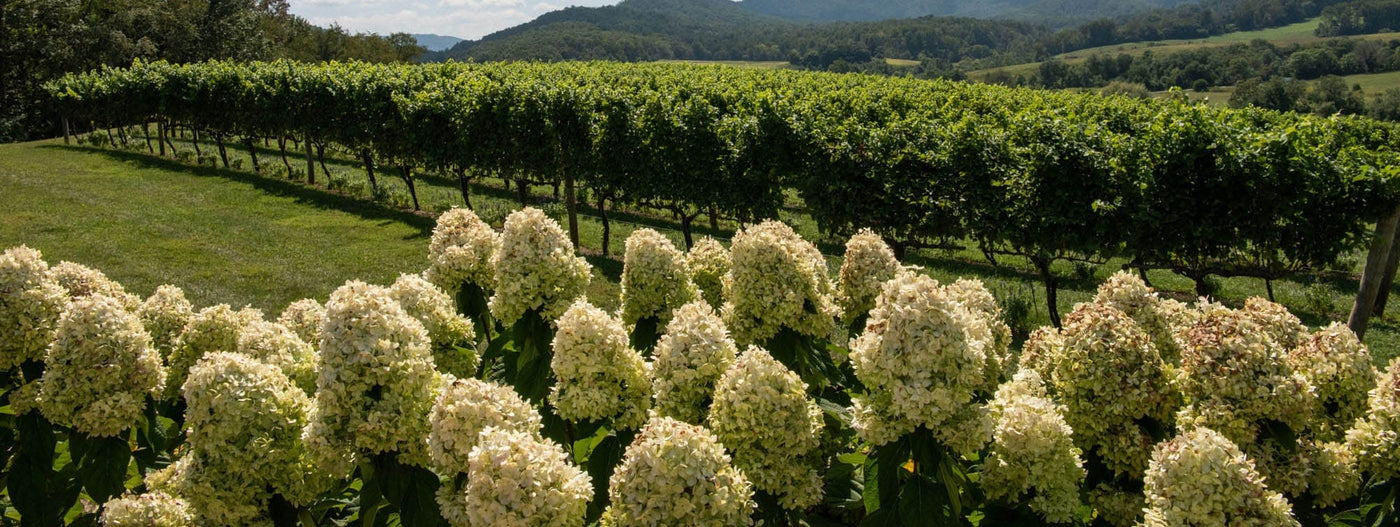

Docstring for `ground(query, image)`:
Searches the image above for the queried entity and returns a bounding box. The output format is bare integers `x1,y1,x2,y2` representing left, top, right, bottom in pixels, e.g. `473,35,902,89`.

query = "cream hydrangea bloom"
100,492,195,527
848,274,994,451
305,280,443,468
1288,323,1376,442
1346,358,1400,479
602,416,755,526
390,273,479,377
183,352,326,507
38,294,165,437
236,320,318,395
277,298,325,345
147,454,267,526
944,278,1013,390
835,229,900,323
652,300,738,424
620,229,698,326
1028,303,1177,479
687,236,730,309
0,246,68,370
1305,440,1360,507
549,300,652,430
426,207,498,293
428,377,542,476
722,220,840,345
489,207,592,325
1176,306,1315,495
166,304,263,399
707,346,824,510
1243,297,1309,351
984,370,1085,524
1141,427,1300,527
48,260,140,311
138,285,194,361
1091,271,1186,362
452,427,593,527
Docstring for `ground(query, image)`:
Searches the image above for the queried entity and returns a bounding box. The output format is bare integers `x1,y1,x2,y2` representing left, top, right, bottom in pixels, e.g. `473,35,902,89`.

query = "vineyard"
2,205,1399,525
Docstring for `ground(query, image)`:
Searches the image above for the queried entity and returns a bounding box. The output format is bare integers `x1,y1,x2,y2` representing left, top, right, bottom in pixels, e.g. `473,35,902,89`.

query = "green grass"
885,58,921,67
1340,70,1400,94
5,134,1397,365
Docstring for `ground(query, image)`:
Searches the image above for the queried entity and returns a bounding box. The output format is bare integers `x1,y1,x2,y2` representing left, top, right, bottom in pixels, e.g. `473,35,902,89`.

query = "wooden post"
563,168,579,251
1374,226,1400,316
305,134,316,185
1349,204,1400,339
62,118,70,145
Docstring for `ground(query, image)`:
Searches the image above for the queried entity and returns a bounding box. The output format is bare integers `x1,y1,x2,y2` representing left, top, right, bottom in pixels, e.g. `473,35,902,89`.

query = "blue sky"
288,0,622,40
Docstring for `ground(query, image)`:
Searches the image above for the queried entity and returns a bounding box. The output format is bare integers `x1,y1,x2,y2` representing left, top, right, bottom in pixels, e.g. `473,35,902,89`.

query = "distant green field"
885,58,921,67
655,59,790,69
1341,70,1400,94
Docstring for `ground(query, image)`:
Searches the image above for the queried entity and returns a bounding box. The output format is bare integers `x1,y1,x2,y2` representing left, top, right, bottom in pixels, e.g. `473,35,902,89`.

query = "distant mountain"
737,0,1200,25
412,34,465,52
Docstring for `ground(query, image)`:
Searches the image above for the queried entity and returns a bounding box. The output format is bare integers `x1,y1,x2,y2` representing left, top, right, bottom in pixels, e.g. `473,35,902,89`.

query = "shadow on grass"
45,145,436,239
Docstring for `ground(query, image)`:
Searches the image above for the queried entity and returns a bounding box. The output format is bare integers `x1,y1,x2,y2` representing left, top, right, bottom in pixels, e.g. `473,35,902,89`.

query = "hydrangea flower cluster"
165,304,264,399
38,294,165,438
620,228,698,326
277,298,325,345
236,320,318,395
983,370,1085,524
1091,271,1189,362
148,453,266,526
1176,305,1315,494
1288,323,1376,442
944,278,1013,390
1025,302,1177,479
138,285,194,360
181,352,325,510
651,300,739,424
389,273,479,377
602,416,755,526
835,229,901,323
707,346,824,510
723,220,840,345
549,300,652,430
1346,358,1400,479
687,236,730,309
1141,427,1300,527
488,208,592,325
428,377,543,476
425,207,498,293
48,260,140,311
848,274,994,451
304,281,442,468
0,246,68,370
1243,297,1309,352
454,427,593,527
1304,439,1360,507
100,492,195,527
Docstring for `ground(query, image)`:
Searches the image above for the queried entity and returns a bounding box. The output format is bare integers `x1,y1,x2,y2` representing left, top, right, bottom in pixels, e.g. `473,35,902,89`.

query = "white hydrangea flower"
38,294,165,437
100,492,195,527
1028,302,1178,479
835,229,900,323
426,207,498,293
944,278,1013,390
390,273,479,378
183,352,326,507
488,207,592,325
236,320,318,395
687,236,730,310
138,285,194,361
620,229,698,326
1087,483,1145,527
453,427,593,527
48,260,140,311
848,274,993,452
1288,323,1376,442
1141,427,1300,527
428,377,542,476
722,220,840,345
1243,297,1309,352
1091,271,1187,362
277,298,325,345
1176,306,1315,495
166,304,264,400
652,300,738,424
1346,358,1400,479
984,370,1085,525
707,346,824,510
602,416,755,526
1305,440,1360,508
549,300,652,430
0,246,69,370
305,280,443,468
147,454,268,526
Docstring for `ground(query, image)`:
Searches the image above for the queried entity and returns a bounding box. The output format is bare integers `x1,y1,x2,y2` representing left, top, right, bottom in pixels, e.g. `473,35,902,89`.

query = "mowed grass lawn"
3,137,1397,365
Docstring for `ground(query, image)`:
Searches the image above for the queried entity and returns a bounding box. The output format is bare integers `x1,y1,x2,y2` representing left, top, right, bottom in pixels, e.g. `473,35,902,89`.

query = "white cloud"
288,0,621,40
